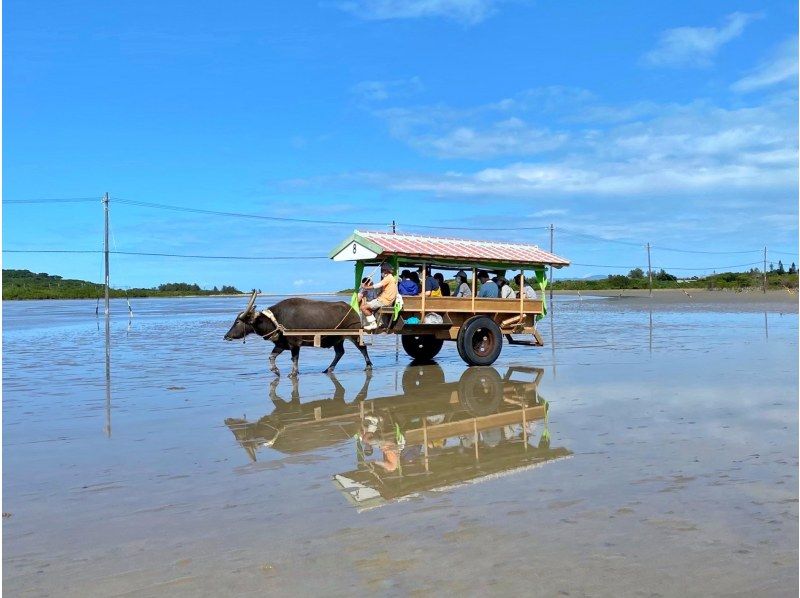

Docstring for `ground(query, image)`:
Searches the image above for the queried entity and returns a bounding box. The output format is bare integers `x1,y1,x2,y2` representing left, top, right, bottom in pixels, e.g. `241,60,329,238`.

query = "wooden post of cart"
470,267,476,312
420,262,427,322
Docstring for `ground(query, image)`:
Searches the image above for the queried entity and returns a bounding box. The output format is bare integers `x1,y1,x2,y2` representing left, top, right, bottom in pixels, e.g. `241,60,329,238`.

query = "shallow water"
3,295,798,597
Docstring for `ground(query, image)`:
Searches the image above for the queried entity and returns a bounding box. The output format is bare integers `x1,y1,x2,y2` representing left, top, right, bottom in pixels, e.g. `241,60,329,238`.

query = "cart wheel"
401,334,444,362
402,362,446,395
457,316,503,366
458,366,503,416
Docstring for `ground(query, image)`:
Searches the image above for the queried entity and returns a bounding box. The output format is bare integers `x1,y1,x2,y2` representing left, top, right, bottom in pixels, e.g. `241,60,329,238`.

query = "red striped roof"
356,230,570,268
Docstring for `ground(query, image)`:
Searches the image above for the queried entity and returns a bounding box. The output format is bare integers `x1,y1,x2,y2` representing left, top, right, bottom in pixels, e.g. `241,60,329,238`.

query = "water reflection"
226,364,571,509
104,315,112,438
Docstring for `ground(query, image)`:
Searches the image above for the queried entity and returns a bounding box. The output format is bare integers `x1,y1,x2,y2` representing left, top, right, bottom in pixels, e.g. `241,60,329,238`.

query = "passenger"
358,277,377,305
513,273,538,299
454,270,472,297
409,271,421,292
397,269,419,296
433,273,451,296
499,276,515,299
360,262,397,331
419,266,442,297
477,270,499,298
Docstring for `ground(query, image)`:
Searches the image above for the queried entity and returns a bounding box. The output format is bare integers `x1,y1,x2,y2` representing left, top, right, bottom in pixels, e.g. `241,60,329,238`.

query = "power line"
4,249,328,260
5,197,101,204
651,246,761,255
113,198,388,226
399,223,550,232
5,195,797,256
557,228,644,247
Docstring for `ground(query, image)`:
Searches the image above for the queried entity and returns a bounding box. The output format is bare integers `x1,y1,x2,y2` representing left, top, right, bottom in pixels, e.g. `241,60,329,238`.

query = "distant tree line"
553,267,798,291
3,269,243,300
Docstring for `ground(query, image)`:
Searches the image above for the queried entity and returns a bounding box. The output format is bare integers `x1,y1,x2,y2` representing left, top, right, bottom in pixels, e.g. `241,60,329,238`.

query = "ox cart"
279,230,570,367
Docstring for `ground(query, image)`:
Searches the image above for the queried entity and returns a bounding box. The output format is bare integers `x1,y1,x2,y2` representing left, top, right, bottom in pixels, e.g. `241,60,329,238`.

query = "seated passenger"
397,269,419,296
433,272,451,296
360,262,397,331
513,273,538,299
358,277,377,305
477,271,499,298
419,266,441,297
499,276,515,299
409,271,421,293
454,270,471,297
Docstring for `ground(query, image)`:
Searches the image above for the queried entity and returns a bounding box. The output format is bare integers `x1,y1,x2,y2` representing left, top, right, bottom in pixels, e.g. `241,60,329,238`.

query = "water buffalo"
223,291,372,377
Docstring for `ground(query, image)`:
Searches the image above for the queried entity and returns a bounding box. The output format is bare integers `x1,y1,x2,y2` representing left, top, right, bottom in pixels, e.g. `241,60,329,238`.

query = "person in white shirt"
454,270,472,297
513,273,538,299
499,277,515,299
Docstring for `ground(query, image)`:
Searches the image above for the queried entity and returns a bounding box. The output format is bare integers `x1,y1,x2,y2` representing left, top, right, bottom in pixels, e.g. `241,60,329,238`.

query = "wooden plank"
280,329,361,336
404,406,546,443
400,295,543,315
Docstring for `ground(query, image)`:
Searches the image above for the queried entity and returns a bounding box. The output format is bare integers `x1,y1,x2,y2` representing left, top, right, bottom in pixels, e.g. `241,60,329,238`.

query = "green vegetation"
553,267,798,291
3,270,243,300
339,266,799,294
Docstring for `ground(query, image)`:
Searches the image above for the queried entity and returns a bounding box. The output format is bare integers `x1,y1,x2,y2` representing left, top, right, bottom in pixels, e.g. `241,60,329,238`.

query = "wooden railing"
398,295,543,315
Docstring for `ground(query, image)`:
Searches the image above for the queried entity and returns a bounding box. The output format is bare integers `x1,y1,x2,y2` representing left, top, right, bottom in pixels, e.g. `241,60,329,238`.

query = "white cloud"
360,97,798,196
370,87,591,159
529,208,568,218
407,118,568,159
336,0,501,25
732,37,799,93
293,278,316,286
351,77,423,102
643,12,760,68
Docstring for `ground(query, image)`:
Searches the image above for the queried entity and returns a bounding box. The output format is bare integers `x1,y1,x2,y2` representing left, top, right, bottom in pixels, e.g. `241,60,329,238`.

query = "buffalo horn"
245,289,258,312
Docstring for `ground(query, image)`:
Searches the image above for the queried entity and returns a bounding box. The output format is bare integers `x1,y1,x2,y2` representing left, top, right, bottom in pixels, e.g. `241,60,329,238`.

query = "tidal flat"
3,294,798,597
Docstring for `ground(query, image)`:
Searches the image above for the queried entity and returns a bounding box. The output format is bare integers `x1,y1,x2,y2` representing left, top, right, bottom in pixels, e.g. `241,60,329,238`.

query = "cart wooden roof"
330,230,570,269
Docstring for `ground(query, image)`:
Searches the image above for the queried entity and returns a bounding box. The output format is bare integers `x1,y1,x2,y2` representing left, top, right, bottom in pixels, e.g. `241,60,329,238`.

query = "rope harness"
258,307,357,342
260,309,286,341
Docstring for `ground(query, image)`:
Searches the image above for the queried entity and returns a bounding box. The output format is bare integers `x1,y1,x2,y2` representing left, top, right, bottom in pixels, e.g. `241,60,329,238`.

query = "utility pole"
549,224,554,303
646,242,653,298
392,220,396,234
763,246,767,293
103,192,110,316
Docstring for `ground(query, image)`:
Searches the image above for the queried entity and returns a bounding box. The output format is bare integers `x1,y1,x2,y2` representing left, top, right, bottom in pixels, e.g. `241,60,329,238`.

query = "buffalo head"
223,290,259,341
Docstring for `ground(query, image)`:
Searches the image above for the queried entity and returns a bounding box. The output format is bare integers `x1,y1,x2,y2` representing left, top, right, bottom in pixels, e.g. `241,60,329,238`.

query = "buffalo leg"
289,345,301,378
269,346,284,376
324,341,346,374
351,337,372,371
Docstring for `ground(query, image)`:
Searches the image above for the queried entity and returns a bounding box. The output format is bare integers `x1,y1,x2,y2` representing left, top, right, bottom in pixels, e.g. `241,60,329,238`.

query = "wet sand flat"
3,295,798,597
557,288,798,310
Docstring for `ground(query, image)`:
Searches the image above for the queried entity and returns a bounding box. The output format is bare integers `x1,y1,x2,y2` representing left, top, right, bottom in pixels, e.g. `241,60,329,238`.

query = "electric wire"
4,249,328,260
5,196,797,261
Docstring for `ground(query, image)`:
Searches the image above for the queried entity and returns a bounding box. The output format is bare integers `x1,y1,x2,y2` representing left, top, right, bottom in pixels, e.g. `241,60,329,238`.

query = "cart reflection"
225,365,571,508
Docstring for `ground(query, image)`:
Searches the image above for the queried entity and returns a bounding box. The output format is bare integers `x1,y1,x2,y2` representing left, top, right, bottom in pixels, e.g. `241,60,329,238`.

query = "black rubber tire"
457,316,503,366
401,334,445,362
401,362,446,395
457,366,503,416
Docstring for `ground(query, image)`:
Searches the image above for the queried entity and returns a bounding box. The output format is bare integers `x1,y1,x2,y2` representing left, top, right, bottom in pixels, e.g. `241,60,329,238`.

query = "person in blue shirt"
397,270,419,296
419,266,441,296
477,271,499,298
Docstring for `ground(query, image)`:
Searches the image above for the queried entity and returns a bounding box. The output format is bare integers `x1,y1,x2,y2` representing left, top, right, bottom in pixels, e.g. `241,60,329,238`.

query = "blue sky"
4,0,798,292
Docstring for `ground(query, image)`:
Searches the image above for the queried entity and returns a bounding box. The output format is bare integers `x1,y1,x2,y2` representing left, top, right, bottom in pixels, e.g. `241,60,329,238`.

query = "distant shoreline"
554,288,798,306
4,288,797,307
